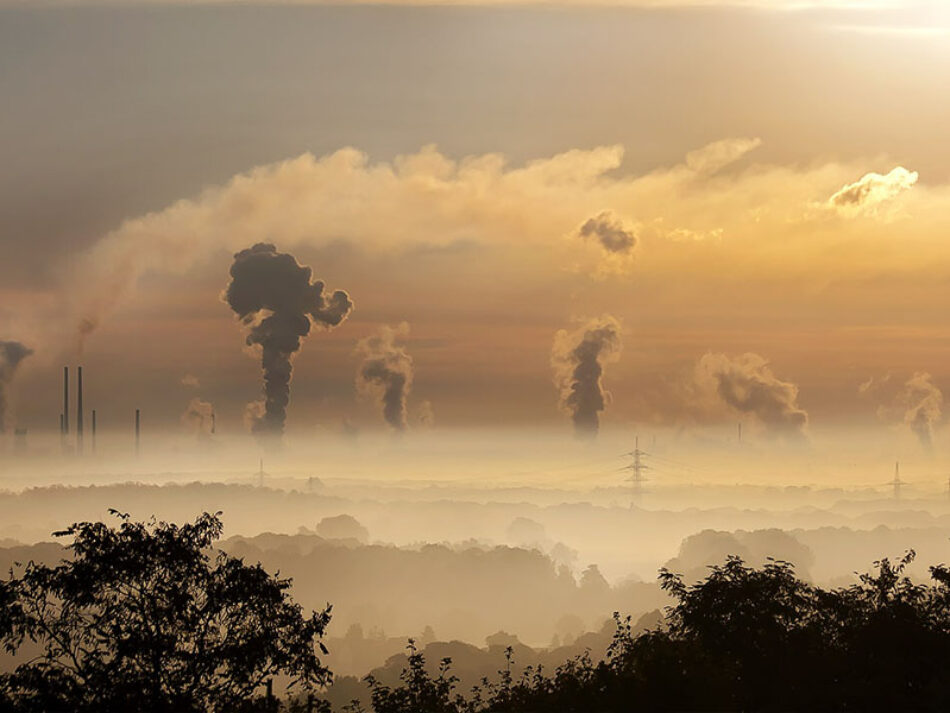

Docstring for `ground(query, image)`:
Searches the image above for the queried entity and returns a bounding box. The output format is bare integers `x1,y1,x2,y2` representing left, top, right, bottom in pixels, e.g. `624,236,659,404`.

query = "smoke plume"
181,398,214,438
696,352,808,439
417,400,435,428
902,373,943,450
552,315,623,438
861,372,943,450
0,341,33,433
225,243,353,437
578,211,636,254
356,323,414,430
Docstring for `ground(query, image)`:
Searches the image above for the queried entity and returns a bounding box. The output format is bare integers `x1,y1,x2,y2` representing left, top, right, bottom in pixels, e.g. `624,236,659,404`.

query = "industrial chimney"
135,408,140,455
62,366,69,436
91,409,97,454
76,366,83,455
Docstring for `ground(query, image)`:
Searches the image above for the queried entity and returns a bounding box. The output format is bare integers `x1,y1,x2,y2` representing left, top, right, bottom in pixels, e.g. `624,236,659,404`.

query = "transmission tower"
621,436,650,507
891,461,906,500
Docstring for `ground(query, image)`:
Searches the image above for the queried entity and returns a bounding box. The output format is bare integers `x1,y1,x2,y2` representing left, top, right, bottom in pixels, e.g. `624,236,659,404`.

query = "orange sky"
1,1,949,447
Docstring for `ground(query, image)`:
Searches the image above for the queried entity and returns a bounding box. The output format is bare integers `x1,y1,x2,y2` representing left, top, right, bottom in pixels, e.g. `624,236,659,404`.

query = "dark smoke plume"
578,211,636,254
552,316,623,438
356,323,413,431
0,341,33,433
225,243,353,437
698,352,807,439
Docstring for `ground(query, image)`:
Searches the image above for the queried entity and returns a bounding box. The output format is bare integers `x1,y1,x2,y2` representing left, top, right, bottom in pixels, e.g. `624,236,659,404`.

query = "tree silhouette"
0,511,332,713
353,552,950,712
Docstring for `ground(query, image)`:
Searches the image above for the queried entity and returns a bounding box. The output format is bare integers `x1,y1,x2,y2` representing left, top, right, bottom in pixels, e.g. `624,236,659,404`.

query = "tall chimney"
135,408,140,455
91,409,97,454
76,366,84,455
63,366,69,436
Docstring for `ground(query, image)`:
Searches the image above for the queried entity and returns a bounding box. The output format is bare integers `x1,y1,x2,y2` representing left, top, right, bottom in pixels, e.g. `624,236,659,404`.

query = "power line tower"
891,461,906,500
621,436,650,508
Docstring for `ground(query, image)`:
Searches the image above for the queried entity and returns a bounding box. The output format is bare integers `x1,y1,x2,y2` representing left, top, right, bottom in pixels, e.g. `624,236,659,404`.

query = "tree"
349,553,950,712
0,511,332,713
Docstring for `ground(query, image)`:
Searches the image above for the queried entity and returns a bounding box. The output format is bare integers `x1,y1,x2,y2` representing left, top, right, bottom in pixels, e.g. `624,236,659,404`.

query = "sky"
1,0,949,449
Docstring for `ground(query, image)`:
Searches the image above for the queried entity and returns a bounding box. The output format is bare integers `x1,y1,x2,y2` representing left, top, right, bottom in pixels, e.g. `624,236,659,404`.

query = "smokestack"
77,366,84,455
63,366,69,436
211,410,216,435
135,408,140,455
59,413,64,445
92,409,97,454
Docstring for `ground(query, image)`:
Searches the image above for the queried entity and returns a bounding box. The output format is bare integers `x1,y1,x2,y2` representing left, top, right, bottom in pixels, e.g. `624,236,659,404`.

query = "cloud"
828,166,918,216
552,315,623,439
684,137,762,176
578,211,637,255
31,136,950,366
356,323,414,431
694,352,808,439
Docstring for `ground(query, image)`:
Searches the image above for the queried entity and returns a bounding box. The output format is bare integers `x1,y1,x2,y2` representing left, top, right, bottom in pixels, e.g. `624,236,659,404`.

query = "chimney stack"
63,366,69,436
135,408,140,455
76,366,84,455
91,409,97,454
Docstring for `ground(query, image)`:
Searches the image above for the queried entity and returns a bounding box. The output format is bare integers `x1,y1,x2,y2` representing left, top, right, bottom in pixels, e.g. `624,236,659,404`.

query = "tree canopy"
0,511,332,713
356,552,950,712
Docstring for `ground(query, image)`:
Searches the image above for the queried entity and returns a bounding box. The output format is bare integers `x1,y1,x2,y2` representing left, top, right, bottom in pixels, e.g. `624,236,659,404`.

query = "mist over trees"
350,553,950,713
4,512,950,711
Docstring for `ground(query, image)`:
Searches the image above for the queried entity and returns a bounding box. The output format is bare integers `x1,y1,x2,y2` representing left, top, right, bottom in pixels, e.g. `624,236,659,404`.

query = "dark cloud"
698,352,807,439
356,324,413,431
225,243,353,438
552,315,623,439
577,211,636,254
0,341,33,433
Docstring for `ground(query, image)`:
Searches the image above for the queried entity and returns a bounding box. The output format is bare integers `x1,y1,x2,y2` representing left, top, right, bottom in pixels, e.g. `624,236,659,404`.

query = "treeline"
348,552,950,712
223,532,663,648
4,512,950,711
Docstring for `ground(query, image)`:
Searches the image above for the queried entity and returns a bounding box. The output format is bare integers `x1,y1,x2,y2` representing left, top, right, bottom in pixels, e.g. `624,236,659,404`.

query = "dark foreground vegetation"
3,513,950,712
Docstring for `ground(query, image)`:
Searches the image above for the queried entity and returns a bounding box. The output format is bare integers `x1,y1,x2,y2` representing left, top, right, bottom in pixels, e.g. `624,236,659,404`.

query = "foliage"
0,511,332,713
359,552,950,712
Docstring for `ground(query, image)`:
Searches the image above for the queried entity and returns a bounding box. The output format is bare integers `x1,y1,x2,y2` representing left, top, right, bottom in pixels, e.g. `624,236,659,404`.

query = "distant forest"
3,513,950,711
